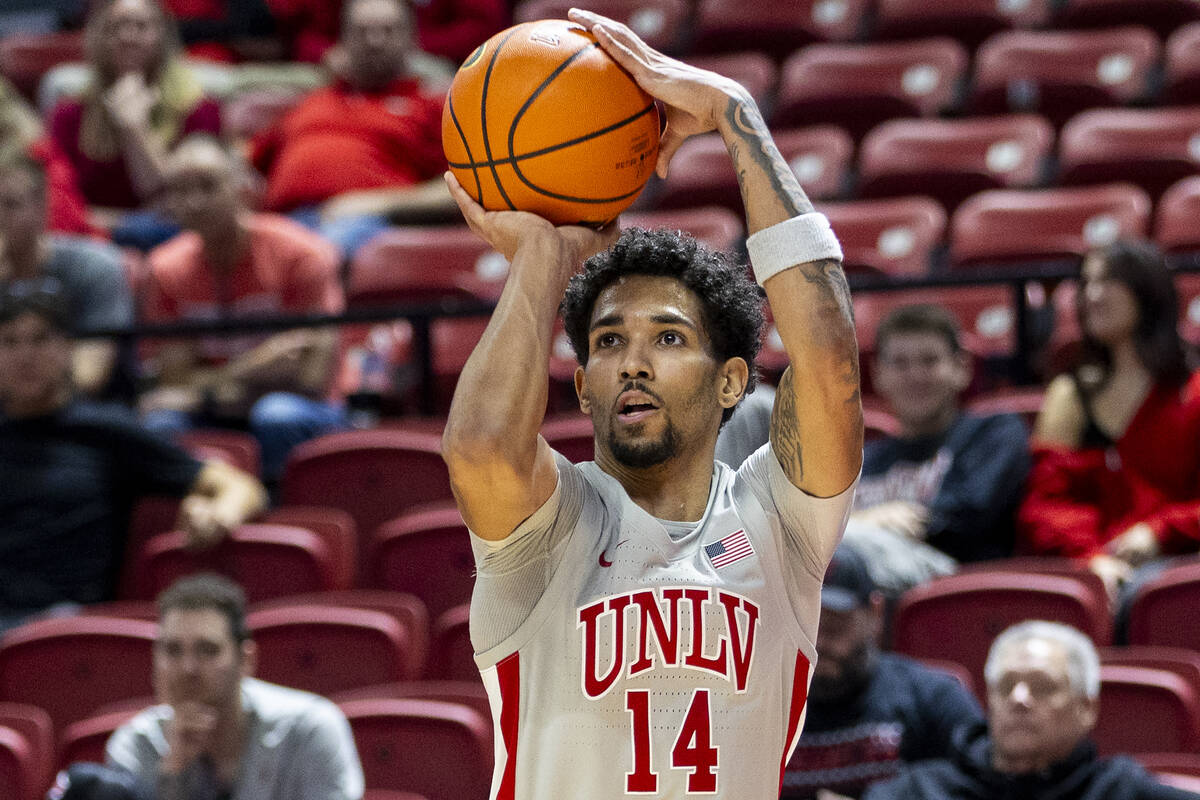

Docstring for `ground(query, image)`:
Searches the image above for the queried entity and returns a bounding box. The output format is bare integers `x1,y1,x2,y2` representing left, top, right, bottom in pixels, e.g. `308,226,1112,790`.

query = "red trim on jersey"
778,649,812,794
496,651,521,800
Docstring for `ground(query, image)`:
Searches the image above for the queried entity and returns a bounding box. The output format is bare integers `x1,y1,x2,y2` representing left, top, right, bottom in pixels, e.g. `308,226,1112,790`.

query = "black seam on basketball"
505,41,598,164
447,101,657,170
446,93,483,203
480,26,521,211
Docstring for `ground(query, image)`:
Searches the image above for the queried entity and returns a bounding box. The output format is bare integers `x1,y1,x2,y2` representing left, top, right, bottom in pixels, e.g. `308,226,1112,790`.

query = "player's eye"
595,333,620,348
660,331,683,346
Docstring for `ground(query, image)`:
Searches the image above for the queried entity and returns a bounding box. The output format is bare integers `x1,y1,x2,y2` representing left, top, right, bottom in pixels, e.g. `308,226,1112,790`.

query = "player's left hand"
568,8,749,179
445,172,618,265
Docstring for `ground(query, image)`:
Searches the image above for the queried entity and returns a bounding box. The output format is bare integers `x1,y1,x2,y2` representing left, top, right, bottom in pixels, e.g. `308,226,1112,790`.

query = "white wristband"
745,212,843,286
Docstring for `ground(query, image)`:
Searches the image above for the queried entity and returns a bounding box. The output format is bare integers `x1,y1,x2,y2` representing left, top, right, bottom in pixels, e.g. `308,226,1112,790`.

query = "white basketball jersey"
470,445,855,800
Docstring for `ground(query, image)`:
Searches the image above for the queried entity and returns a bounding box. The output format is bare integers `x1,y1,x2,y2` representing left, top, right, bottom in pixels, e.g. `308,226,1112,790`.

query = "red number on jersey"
625,688,718,794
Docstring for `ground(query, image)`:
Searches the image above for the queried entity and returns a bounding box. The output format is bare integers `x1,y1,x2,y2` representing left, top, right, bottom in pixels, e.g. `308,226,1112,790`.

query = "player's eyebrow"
590,313,623,332
590,312,698,331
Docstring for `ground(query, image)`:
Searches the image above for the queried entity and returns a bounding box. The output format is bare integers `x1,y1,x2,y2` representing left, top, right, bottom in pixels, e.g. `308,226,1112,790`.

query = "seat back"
691,0,867,57
428,604,475,681
0,704,52,800
1054,0,1200,39
131,524,350,602
340,697,492,800
1095,665,1200,755
247,604,417,695
1164,22,1200,104
970,27,1159,125
57,705,143,770
1128,559,1200,649
774,39,968,139
281,429,453,558
891,571,1112,701
1156,175,1200,255
852,285,1018,361
858,114,1053,213
347,226,508,307
683,52,778,109
1058,108,1200,200
821,196,947,278
949,183,1151,268
540,413,595,463
0,617,156,732
873,0,1051,47
513,0,689,53
370,504,473,622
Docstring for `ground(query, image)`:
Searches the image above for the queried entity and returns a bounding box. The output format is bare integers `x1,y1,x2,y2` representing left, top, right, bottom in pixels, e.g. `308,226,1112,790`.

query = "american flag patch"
704,529,754,569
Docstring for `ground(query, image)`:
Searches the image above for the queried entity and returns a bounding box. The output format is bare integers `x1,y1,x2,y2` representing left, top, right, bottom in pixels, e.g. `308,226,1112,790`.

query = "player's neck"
602,450,716,522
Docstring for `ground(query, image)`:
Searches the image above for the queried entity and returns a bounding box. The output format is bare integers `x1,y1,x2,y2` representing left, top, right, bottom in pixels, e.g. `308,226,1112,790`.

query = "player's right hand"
444,172,618,265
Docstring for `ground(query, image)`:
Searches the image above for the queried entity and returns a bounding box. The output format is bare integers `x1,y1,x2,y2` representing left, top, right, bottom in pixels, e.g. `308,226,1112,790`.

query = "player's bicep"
447,434,561,542
770,365,863,497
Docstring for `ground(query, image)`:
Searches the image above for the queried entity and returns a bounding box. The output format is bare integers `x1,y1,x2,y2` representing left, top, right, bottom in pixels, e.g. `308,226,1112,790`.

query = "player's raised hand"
445,172,618,265
568,8,749,179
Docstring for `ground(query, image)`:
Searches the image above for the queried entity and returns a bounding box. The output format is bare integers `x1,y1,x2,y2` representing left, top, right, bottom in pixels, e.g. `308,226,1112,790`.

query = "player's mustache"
621,381,663,406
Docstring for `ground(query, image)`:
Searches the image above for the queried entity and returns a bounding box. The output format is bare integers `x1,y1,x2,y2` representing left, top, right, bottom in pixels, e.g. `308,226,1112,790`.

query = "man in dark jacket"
863,621,1198,800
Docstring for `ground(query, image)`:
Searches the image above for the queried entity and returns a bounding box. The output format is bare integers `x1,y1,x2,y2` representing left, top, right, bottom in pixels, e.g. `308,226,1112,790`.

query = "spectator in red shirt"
48,0,222,251
141,135,346,482
1018,239,1200,602
251,0,453,258
1,76,95,237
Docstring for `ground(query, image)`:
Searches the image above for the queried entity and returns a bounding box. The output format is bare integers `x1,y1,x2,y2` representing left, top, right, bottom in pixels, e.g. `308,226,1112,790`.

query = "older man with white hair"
863,621,1199,800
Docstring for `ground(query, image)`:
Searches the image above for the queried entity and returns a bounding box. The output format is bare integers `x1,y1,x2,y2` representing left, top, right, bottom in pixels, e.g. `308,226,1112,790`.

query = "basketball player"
441,9,863,798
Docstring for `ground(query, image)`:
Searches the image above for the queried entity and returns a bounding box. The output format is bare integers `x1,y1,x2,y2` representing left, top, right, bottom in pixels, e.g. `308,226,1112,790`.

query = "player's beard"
608,420,681,468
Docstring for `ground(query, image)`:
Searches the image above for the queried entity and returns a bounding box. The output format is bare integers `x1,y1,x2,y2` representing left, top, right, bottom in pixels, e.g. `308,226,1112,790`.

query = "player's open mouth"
617,391,660,423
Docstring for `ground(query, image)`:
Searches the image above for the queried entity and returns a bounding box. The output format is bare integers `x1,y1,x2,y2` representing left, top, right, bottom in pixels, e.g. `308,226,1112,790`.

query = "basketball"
442,19,661,226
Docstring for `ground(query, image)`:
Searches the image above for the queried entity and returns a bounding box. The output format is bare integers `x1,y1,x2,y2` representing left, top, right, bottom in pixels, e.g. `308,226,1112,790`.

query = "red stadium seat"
129,523,352,602
683,52,778,110
513,0,689,53
1155,176,1200,256
1163,23,1200,105
370,504,474,623
0,32,84,99
541,412,594,463
1058,108,1200,200
57,706,142,769
774,39,968,140
222,89,306,141
247,604,418,696
0,616,156,732
858,115,1054,213
0,704,52,800
1128,558,1200,649
956,556,1106,608
1054,0,1200,39
820,196,947,278
653,127,852,210
949,184,1151,268
1095,665,1200,755
852,285,1019,361
252,590,431,681
176,428,262,475
428,604,476,681
1137,752,1200,779
261,505,358,585
340,697,492,800
691,0,868,58
281,429,453,560
872,0,1051,48
1175,273,1200,347
1100,646,1200,694
621,206,745,254
347,226,509,307
915,658,977,696
333,680,491,738
969,27,1160,127
364,792,432,800
891,571,1112,700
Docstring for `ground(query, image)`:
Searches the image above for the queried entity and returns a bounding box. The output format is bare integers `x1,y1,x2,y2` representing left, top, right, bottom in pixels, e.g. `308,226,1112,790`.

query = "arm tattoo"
771,368,803,481
724,97,811,217
800,258,861,406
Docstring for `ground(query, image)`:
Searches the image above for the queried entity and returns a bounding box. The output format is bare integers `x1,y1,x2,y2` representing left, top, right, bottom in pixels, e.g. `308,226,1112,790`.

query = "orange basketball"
442,19,661,226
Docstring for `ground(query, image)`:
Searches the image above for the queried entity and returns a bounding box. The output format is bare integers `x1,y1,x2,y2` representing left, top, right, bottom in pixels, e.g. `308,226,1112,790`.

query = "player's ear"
717,357,749,410
575,366,592,415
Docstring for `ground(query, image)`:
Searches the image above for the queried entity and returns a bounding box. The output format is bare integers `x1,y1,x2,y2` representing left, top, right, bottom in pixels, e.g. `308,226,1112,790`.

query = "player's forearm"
444,233,576,466
715,93,815,236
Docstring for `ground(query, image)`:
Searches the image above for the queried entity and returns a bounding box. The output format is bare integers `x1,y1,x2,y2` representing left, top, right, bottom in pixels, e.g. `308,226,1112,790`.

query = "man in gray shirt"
0,154,133,396
106,574,364,800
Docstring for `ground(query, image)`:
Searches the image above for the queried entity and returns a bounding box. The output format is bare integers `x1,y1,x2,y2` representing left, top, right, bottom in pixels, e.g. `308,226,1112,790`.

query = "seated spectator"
269,0,508,66
782,544,984,800
160,0,282,63
0,285,266,632
1018,240,1200,601
0,155,133,397
1,75,96,237
49,0,222,250
845,304,1030,595
863,620,1196,800
106,574,364,800
251,0,453,257
140,135,346,483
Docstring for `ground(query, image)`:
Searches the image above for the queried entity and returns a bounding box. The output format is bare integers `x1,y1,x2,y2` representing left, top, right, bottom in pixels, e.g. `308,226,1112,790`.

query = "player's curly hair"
561,227,765,423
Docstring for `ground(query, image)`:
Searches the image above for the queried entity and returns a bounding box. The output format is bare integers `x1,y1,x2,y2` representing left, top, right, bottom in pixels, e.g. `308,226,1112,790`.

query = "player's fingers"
655,129,685,179
444,171,487,232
